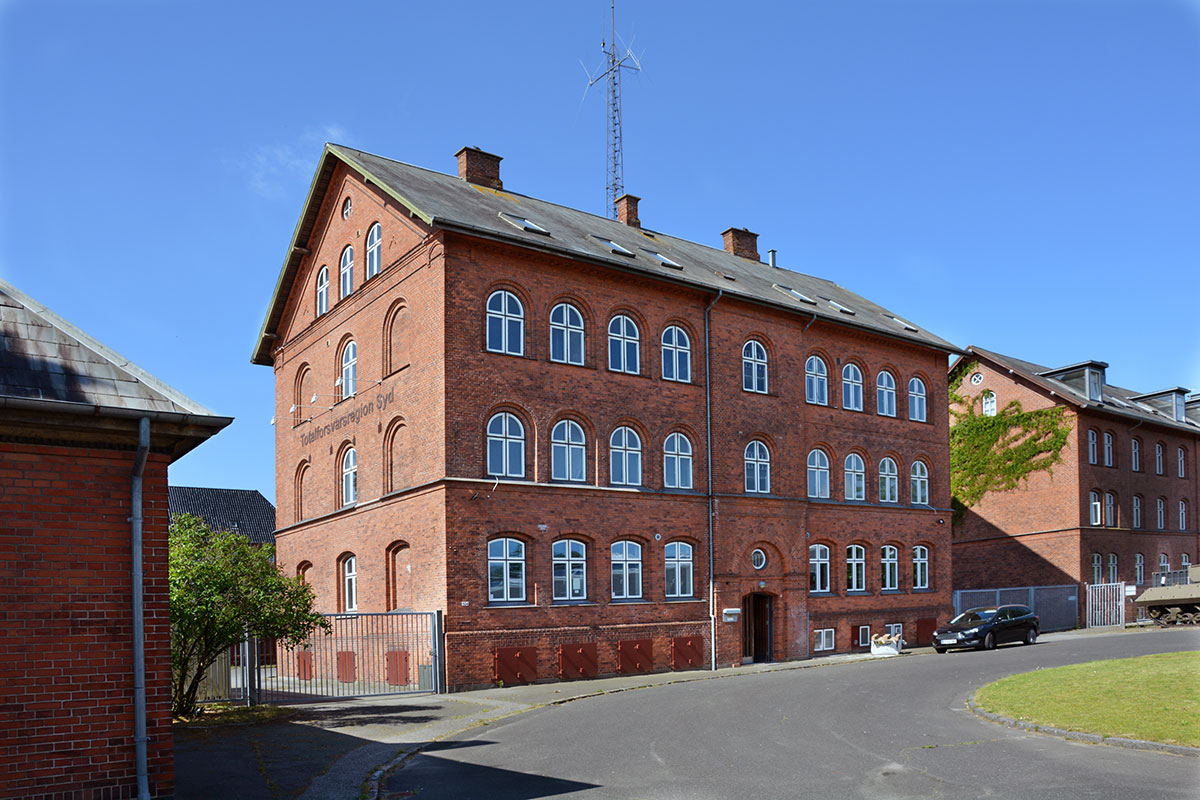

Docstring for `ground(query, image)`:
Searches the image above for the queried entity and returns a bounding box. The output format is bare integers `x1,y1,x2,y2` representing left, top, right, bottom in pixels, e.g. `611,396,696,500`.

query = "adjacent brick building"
252,144,958,690
0,279,230,800
950,346,1199,620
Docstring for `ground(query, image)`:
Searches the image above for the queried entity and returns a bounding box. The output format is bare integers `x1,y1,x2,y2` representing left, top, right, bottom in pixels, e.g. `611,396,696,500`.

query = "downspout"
131,417,151,800
704,290,723,671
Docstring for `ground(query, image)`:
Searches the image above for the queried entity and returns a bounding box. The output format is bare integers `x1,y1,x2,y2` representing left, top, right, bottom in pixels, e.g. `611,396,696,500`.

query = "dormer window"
1174,393,1185,422
1040,361,1107,402
1085,368,1104,402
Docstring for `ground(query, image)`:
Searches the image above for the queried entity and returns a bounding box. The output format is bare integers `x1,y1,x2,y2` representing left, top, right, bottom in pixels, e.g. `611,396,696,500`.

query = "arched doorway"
741,593,773,663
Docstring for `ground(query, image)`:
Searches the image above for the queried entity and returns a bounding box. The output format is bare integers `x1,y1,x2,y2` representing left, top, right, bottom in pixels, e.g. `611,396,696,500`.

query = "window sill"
664,597,703,603
880,589,903,595
486,602,537,609
912,587,933,593
809,591,834,597
610,598,650,604
551,600,598,607
549,359,593,370
845,591,873,597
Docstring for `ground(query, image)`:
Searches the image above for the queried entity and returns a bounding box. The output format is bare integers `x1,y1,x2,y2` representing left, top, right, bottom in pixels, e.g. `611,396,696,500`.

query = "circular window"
751,548,767,570
970,372,983,385
342,197,353,219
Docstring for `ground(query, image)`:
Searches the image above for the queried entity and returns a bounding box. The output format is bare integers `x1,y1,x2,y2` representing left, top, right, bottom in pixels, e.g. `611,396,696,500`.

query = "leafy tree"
169,514,329,717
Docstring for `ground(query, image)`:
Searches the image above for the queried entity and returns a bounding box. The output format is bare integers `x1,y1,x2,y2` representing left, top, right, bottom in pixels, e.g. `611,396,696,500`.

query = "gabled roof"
252,144,960,365
169,486,277,545
957,346,1200,435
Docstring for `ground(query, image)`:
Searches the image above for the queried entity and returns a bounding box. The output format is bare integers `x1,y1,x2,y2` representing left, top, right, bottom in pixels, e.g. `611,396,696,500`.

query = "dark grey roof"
961,346,1200,435
169,486,277,545
253,144,959,364
1,278,226,419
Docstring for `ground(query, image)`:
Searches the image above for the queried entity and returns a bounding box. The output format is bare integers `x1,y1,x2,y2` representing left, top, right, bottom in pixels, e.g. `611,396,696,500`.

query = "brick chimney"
615,194,641,228
721,227,760,261
455,146,503,190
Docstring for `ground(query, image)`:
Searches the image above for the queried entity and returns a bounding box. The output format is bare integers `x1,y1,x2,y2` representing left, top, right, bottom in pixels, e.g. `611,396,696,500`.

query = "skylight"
887,315,918,332
772,284,816,305
640,248,682,268
592,236,634,256
498,212,549,235
823,298,856,315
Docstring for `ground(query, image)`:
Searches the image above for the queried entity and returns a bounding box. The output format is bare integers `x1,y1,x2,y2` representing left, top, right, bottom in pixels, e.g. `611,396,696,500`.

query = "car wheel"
983,632,996,650
934,647,946,654
1024,627,1038,646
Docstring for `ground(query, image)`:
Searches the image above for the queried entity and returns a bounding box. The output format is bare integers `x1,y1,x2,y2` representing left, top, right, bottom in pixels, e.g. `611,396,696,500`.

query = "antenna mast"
585,1,641,218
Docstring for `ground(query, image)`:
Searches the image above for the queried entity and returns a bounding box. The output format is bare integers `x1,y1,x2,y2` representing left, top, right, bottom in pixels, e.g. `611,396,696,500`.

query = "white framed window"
1135,553,1144,585
488,538,526,602
1181,500,1188,531
1103,432,1113,467
1183,553,1192,569
885,623,904,639
1132,438,1141,471
1156,443,1164,475
809,543,830,593
846,544,866,592
551,420,587,482
1157,497,1166,530
486,412,525,478
485,290,524,356
665,541,694,597
609,426,642,486
908,377,926,422
1107,553,1118,583
1160,553,1169,572
842,364,863,411
805,356,828,405
608,315,640,374
910,461,929,505
341,196,352,219
1088,491,1101,525
751,548,768,570
913,545,929,590
1133,495,1143,528
611,541,642,600
366,223,382,279
745,440,771,493
316,266,329,315
342,555,357,612
858,626,871,647
552,539,587,601
549,302,585,365
807,449,830,499
1104,492,1115,526
1180,447,1188,478
876,371,896,416
339,245,354,298
843,453,865,501
1091,552,1102,585
981,391,997,417
661,325,691,382
341,447,357,506
339,340,357,399
743,340,768,393
814,628,835,651
1087,429,1098,465
881,545,899,591
664,432,693,489
878,457,899,503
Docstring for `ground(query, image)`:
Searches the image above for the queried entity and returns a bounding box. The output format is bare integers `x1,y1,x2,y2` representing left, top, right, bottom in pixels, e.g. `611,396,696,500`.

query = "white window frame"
858,626,871,647
885,623,904,639
1183,553,1192,569
1180,447,1187,479
339,245,354,298
1135,553,1144,586
1133,495,1143,529
342,555,357,612
609,426,642,486
665,541,694,598
486,412,525,478
1181,500,1188,531
846,544,866,592
485,290,525,356
1103,432,1113,467
842,364,863,411
1132,439,1141,471
879,458,899,503
1088,491,1101,526
1091,553,1102,585
366,222,382,279
1157,498,1166,530
981,391,997,417
488,537,526,602
910,461,929,505
1108,553,1118,583
341,447,357,506
876,371,896,417
843,453,865,501
316,266,329,315
908,377,926,422
552,539,587,601
809,543,830,593
551,420,587,482
745,440,771,494
550,302,585,365
1156,443,1164,475
881,545,899,591
610,540,643,600
814,628,835,652
743,340,768,394
807,449,830,499
913,545,929,590
1104,492,1115,526
340,340,357,399
664,432,693,490
661,325,691,382
805,356,828,405
608,315,640,374
1087,430,1098,465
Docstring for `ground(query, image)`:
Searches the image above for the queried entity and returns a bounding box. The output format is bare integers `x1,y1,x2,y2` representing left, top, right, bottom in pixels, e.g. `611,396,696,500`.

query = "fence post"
248,633,259,706
433,610,445,694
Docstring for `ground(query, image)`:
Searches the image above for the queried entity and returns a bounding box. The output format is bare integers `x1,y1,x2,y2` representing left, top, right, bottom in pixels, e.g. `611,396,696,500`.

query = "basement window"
641,248,682,268
772,284,817,305
499,212,550,235
592,236,634,256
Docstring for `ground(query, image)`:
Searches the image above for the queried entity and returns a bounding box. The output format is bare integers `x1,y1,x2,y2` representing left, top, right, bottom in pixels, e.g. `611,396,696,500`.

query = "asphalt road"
387,628,1200,800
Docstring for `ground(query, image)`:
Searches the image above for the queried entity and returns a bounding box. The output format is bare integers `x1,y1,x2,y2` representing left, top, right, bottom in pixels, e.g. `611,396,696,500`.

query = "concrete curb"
967,697,1200,758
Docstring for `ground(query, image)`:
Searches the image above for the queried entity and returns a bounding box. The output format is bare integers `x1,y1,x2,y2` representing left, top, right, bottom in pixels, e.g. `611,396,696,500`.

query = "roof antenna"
583,1,643,219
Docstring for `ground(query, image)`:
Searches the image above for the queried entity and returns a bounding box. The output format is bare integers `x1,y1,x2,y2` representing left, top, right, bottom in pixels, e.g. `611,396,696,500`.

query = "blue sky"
2,0,1198,503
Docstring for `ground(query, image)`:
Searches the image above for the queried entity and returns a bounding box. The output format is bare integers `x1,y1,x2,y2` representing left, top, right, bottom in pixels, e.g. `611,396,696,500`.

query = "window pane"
508,563,524,600
629,563,642,597
489,563,504,600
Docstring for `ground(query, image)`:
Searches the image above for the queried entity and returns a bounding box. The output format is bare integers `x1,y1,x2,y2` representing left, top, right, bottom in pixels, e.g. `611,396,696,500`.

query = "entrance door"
741,593,773,663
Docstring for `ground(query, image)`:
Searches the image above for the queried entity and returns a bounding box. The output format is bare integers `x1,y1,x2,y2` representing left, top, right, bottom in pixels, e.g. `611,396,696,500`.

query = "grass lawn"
974,651,1200,747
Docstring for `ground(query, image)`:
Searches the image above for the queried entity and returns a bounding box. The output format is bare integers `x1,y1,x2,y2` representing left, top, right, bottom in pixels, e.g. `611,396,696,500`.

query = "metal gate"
953,584,1078,632
1086,582,1126,629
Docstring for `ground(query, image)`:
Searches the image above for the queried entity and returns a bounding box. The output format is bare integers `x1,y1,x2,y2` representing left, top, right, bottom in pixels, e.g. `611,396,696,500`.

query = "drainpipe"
131,417,151,800
704,290,723,671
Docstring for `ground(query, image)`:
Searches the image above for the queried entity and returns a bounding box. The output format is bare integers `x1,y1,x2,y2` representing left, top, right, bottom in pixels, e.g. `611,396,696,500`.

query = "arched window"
552,539,587,601
1180,447,1188,478
878,457,898,503
365,223,382,279
608,315,640,374
1133,495,1143,529
664,432,693,489
1159,553,1169,573
1157,497,1166,530
486,290,524,356
1181,500,1189,531
661,325,691,382
881,545,899,591
551,420,586,482
843,453,865,501
486,413,525,478
341,447,357,506
384,302,410,375
1108,553,1118,583
981,391,997,417
341,554,357,612
743,340,768,393
908,377,926,422
385,541,410,611
745,440,771,493
294,462,310,522
910,461,929,505
1104,492,1115,526
1155,443,1164,475
842,364,863,411
488,538,525,602
665,542,694,597
846,545,866,592
809,544,830,593
1087,429,1098,465
339,245,354,298
316,267,329,316
550,302,585,365
1088,491,1101,525
805,356,828,405
1135,553,1145,585
609,426,642,486
1103,432,1114,467
1132,438,1142,471
339,340,357,400
807,449,830,499
611,541,642,599
296,560,312,584
876,371,896,417
913,545,929,589
1091,553,1102,585
294,366,311,425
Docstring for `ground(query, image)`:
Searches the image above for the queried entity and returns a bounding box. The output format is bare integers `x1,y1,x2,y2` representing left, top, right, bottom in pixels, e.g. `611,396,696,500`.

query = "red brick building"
950,347,1199,619
0,280,230,800
252,144,958,690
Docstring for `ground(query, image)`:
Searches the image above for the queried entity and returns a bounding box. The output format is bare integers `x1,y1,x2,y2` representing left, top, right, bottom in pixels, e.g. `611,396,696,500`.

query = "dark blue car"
933,604,1039,653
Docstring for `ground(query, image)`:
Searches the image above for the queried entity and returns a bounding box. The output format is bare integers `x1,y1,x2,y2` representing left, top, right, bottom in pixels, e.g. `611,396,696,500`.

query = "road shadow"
385,743,600,800
293,702,440,728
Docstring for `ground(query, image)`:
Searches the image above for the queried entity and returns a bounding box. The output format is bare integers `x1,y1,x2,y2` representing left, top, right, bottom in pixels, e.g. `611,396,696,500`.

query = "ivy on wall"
950,362,1073,519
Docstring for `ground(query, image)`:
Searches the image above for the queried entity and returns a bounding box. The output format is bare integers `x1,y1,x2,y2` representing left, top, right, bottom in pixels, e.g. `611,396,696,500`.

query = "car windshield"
951,608,996,625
